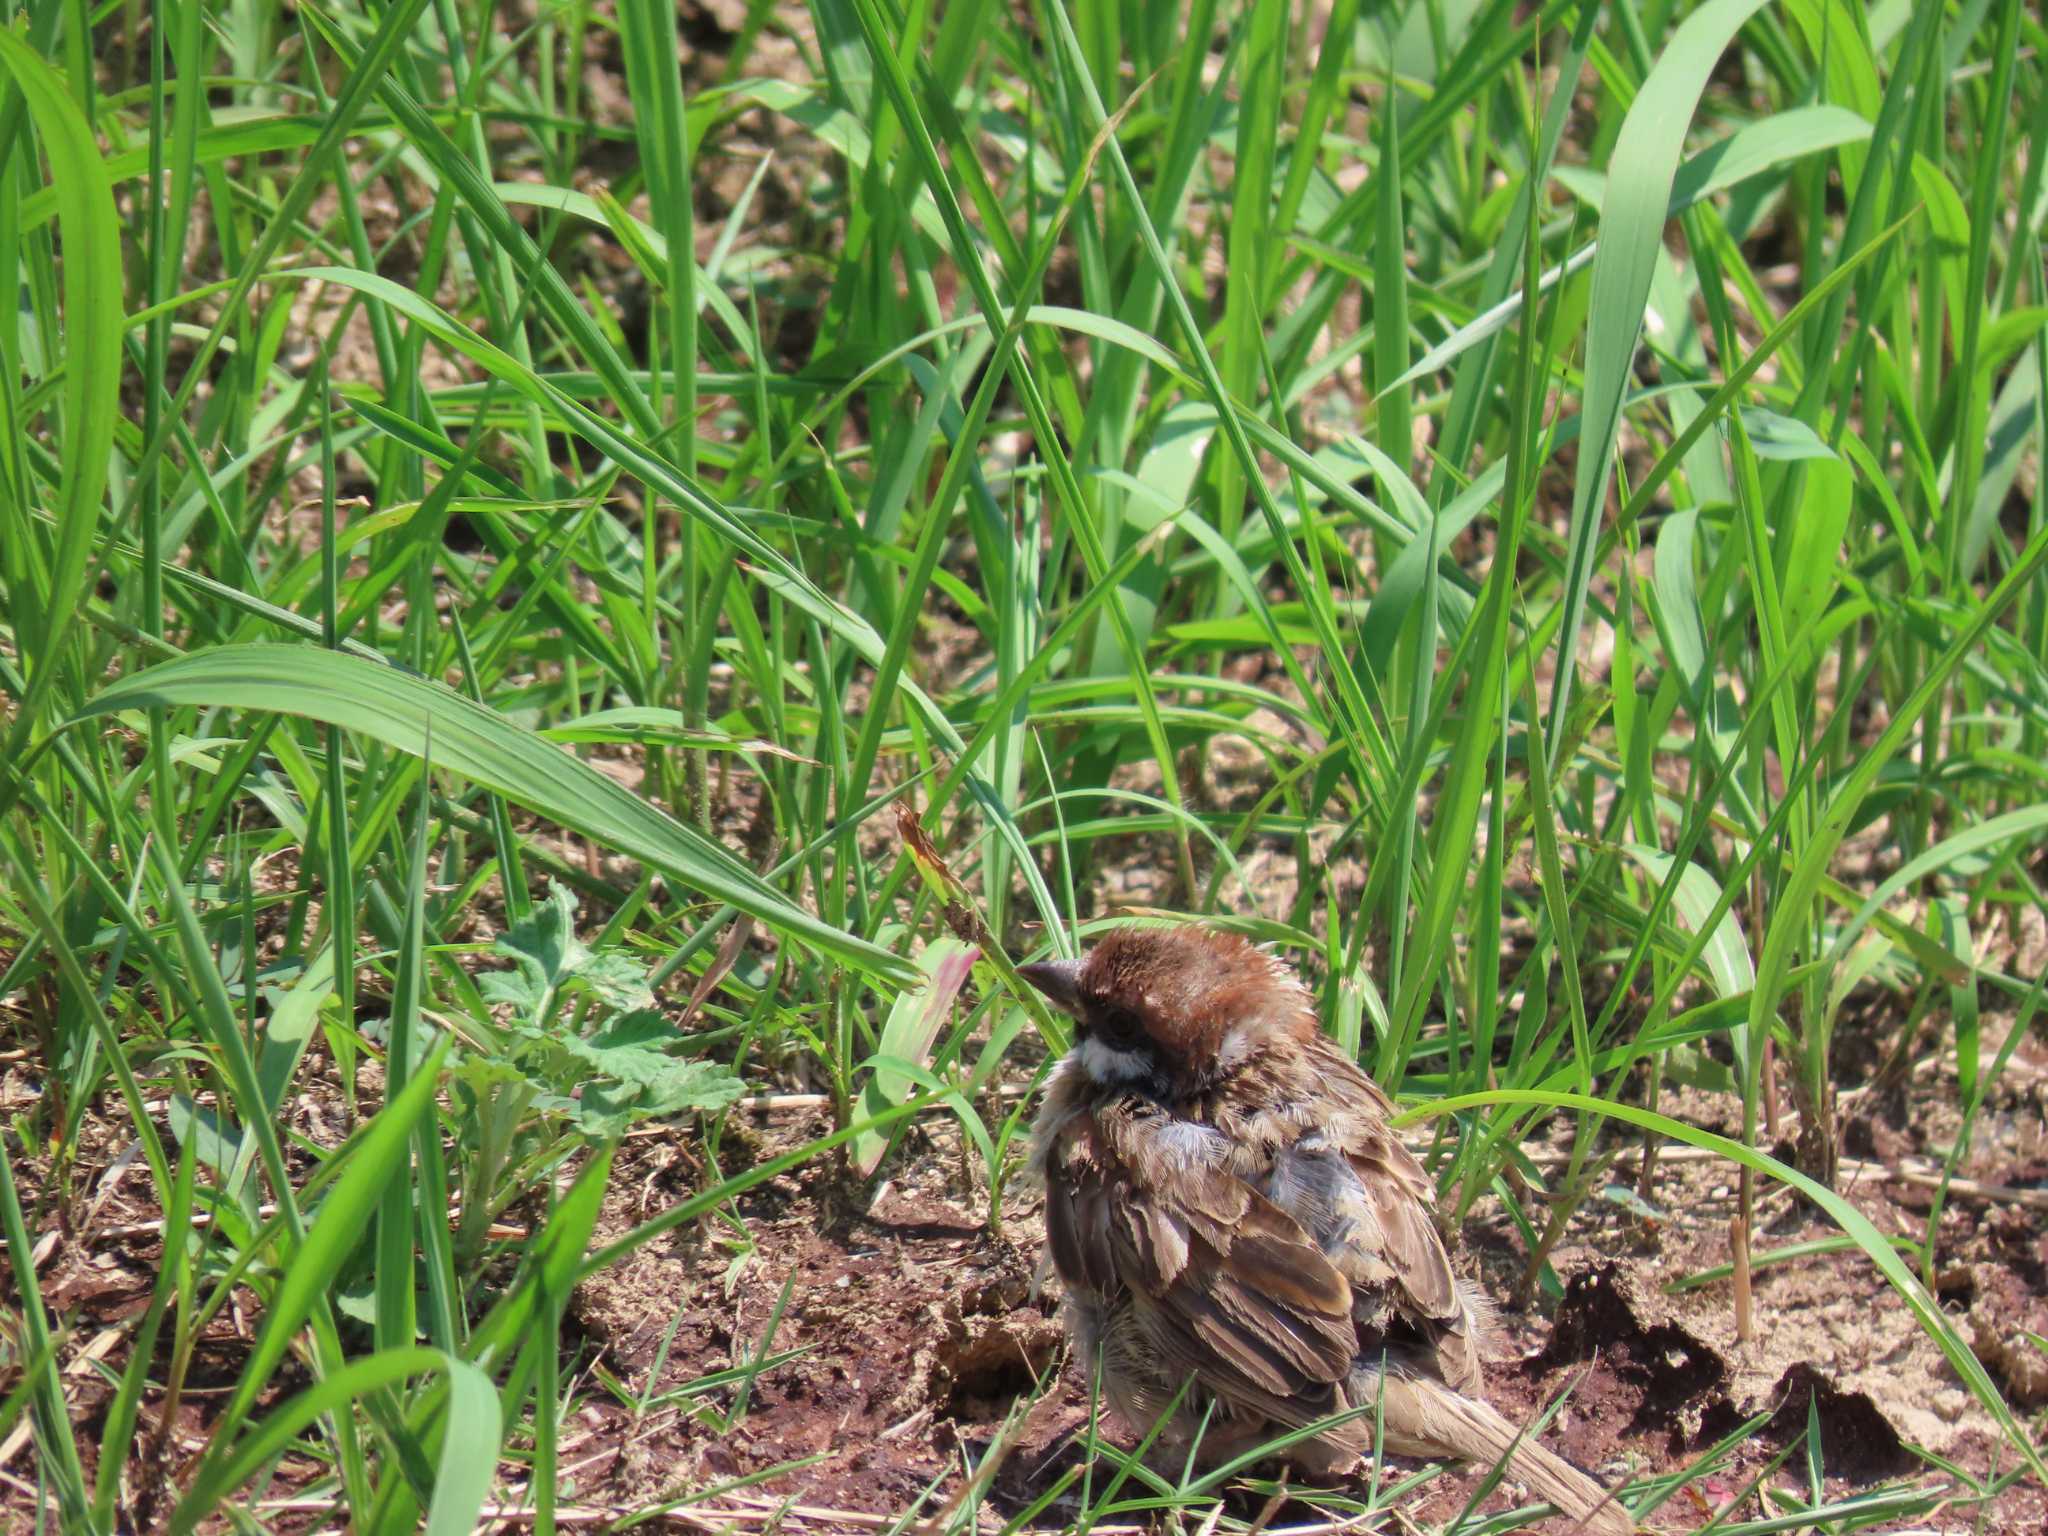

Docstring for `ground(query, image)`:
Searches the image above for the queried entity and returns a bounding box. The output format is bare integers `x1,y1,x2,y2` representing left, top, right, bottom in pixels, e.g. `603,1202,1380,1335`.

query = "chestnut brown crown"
1017,924,1315,1088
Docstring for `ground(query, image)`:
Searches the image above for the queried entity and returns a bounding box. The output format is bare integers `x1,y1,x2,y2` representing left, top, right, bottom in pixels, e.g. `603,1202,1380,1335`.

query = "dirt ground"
545,1014,2048,1536
7,956,2047,1534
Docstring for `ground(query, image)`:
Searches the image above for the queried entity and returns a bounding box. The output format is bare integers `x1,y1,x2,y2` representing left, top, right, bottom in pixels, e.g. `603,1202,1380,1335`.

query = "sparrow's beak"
1016,956,1085,1017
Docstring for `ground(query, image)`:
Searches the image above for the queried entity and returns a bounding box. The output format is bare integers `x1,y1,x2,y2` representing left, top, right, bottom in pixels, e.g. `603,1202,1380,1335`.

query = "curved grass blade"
424,1359,501,1536
1546,0,1771,754
1394,1089,2044,1483
167,1349,446,1535
0,30,123,718
197,1038,452,1470
75,646,917,985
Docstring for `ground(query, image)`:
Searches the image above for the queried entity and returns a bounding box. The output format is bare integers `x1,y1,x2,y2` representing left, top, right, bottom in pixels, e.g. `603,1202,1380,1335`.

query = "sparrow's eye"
1093,1002,1145,1046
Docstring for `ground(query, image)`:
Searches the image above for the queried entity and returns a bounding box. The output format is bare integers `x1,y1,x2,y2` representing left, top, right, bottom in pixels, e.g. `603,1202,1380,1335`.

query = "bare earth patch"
5,1003,2043,1531
548,1051,2047,1535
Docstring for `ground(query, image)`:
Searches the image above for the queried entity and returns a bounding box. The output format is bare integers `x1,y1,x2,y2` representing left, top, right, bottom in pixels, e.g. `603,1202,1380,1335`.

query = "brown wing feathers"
1052,1097,1628,1532
1043,1124,1120,1299
1046,1103,1358,1400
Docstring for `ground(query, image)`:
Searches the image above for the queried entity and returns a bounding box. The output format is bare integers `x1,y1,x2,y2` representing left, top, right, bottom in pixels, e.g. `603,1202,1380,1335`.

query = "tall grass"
0,0,2043,1527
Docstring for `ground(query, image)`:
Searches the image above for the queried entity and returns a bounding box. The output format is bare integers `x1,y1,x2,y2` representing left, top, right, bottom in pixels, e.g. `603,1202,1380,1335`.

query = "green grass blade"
0,29,122,718
0,1133,93,1530
424,1359,502,1536
1546,0,1771,754
75,646,916,984
1397,1089,2045,1483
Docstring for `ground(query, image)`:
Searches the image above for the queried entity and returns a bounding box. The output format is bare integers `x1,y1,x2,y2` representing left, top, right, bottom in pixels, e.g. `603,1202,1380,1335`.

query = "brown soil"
6,1009,2045,1532
528,1022,2048,1536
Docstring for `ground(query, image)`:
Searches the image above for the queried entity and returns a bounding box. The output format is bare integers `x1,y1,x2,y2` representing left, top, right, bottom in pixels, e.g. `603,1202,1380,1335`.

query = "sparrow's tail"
1374,1373,1635,1536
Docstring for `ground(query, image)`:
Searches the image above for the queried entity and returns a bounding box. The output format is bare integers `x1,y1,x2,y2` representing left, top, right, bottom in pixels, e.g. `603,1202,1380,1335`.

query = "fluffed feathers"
1025,923,1633,1534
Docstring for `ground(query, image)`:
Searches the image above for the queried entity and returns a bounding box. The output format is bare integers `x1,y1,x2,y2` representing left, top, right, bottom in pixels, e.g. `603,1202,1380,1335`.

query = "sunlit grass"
0,0,2043,1527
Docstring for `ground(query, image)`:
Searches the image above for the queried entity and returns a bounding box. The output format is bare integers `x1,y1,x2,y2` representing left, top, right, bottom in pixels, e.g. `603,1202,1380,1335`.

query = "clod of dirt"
918,1237,1064,1415
1760,1362,1912,1479
1530,1259,1952,1481
1843,1108,1915,1163
1532,1261,1728,1437
1983,1203,2047,1287
1969,1313,2048,1408
929,1305,1064,1415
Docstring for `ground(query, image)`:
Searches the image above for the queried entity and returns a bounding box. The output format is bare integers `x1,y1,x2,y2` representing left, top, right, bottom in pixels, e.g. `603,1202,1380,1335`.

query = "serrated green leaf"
485,881,655,1018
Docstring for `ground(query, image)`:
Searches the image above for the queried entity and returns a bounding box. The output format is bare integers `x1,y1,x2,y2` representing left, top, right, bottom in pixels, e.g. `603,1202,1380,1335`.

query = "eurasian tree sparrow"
1022,923,1631,1534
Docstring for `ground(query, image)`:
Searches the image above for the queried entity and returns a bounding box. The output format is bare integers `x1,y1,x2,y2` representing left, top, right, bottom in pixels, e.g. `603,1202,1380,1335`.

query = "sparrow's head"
1018,923,1316,1091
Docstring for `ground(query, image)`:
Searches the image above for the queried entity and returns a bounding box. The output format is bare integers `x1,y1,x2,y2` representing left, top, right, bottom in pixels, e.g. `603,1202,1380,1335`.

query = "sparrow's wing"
1049,1102,1359,1405
1043,1118,1120,1299
1258,1040,1479,1386
1265,1119,1459,1313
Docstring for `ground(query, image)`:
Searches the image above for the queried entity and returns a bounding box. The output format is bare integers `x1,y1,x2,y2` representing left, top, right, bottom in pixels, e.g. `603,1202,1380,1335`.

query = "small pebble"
1931,1388,1968,1421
